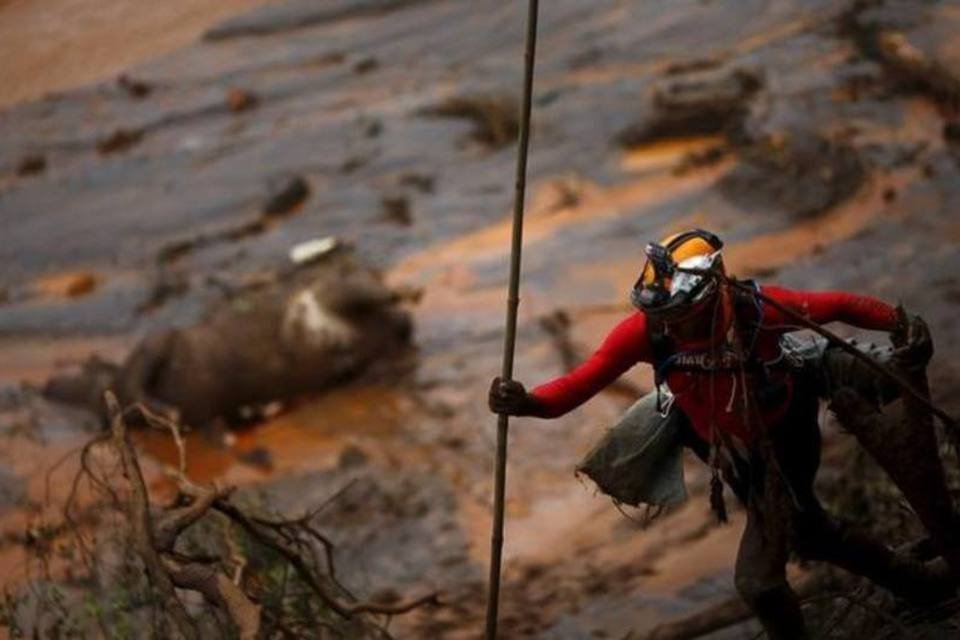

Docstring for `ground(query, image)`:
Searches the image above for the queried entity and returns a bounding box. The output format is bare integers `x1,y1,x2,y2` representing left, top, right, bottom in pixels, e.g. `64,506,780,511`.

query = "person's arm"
761,286,897,332
527,312,651,418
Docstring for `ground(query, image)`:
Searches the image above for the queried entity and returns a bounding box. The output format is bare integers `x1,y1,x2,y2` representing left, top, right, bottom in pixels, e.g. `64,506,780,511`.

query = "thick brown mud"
1,0,960,638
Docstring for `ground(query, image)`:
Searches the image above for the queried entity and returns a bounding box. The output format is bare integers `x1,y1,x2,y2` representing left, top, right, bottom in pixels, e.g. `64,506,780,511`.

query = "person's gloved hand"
488,377,541,417
891,306,934,371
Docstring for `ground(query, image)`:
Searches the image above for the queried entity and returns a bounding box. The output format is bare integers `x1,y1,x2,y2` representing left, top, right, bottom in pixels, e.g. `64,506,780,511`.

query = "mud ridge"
204,0,442,41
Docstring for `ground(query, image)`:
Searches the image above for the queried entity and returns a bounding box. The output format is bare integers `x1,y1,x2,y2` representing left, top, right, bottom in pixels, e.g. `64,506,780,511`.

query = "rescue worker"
488,229,959,639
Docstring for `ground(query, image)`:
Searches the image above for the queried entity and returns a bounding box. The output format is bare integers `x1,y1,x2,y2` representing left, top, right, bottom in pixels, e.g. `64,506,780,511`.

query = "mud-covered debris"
263,174,310,217
353,57,379,74
158,218,266,263
338,445,370,469
96,128,144,154
420,94,519,150
399,172,435,193
673,144,727,175
290,237,339,265
617,68,761,148
43,356,119,412
117,74,153,98
873,31,960,109
717,131,865,218
68,274,97,297
237,446,274,470
15,154,46,176
137,270,190,313
840,2,960,111
45,250,414,426
359,116,382,138
227,87,259,112
36,272,98,298
664,57,725,76
381,195,412,225
340,155,370,174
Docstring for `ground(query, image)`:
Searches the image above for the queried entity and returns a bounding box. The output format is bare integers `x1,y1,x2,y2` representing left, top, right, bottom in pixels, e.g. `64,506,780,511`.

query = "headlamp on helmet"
631,229,724,318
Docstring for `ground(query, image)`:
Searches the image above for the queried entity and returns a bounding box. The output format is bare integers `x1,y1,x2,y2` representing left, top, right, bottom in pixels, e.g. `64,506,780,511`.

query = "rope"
678,266,960,439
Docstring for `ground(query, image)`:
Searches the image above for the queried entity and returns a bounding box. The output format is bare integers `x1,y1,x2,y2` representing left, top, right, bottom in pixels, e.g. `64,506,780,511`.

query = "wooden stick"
484,2,540,638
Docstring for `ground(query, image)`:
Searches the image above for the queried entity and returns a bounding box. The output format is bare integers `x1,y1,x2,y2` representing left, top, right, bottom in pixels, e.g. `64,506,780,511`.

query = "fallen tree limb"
55,392,441,639
104,392,201,640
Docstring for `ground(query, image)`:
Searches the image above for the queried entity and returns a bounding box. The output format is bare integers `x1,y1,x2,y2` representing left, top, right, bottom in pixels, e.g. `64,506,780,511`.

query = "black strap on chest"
649,280,769,412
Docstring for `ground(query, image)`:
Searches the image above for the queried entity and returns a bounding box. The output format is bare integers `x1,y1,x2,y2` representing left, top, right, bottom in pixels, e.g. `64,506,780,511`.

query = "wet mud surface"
2,0,960,637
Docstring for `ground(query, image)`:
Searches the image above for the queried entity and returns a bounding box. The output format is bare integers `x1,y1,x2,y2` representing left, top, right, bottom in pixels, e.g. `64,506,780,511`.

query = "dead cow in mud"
44,250,413,426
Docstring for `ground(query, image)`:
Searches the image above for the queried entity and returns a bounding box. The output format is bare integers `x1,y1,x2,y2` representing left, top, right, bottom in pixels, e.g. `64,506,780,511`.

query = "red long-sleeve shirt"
530,287,896,442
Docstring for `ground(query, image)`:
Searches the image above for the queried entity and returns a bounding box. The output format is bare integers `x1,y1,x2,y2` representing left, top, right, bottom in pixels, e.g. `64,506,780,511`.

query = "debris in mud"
717,131,865,218
359,115,383,138
617,67,761,148
1,396,439,638
157,218,265,264
44,250,414,426
31,271,98,299
340,154,371,174
116,74,153,99
15,154,46,176
381,195,412,225
338,445,370,469
43,355,119,413
262,173,310,217
672,144,727,175
237,445,274,470
420,94,519,150
353,57,380,74
290,236,339,265
873,31,960,109
840,3,960,111
137,269,190,313
96,127,144,155
664,57,725,76
226,87,259,113
399,172,435,194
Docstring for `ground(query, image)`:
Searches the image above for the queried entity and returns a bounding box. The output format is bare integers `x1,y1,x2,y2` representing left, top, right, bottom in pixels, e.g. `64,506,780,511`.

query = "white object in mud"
289,236,338,265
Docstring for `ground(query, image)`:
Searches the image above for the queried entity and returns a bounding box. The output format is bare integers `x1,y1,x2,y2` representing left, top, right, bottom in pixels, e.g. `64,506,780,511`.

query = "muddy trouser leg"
822,347,960,580
729,384,819,640
735,495,808,640
779,379,954,602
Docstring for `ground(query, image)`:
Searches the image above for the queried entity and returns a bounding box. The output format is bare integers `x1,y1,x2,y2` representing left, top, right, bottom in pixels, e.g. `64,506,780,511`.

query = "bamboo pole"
484,1,540,638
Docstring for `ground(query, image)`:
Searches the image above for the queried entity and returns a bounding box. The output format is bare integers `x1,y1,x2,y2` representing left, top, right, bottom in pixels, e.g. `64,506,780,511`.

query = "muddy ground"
1,0,960,638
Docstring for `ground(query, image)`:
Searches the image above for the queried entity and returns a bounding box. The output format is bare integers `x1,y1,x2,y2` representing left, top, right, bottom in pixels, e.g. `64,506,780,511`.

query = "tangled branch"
57,391,440,639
